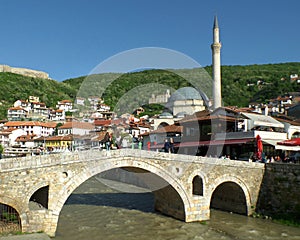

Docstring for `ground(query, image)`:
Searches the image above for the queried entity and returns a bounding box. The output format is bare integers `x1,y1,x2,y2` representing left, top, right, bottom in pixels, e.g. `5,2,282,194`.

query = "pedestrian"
164,139,170,153
138,141,142,150
169,137,174,153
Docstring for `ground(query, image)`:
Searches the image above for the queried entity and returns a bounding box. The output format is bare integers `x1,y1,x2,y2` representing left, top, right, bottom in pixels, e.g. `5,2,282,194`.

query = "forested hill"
63,62,300,109
0,62,299,120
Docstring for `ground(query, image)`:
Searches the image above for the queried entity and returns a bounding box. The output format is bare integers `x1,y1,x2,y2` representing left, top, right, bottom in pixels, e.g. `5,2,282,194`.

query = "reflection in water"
55,177,300,240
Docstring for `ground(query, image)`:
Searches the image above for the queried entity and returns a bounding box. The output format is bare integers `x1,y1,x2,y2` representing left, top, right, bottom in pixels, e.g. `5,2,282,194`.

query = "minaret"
211,16,222,110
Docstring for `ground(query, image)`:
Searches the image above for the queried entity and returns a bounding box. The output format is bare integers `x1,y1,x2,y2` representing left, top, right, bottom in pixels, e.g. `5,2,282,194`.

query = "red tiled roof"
8,106,26,111
59,121,94,129
35,135,73,141
59,100,72,104
16,134,36,142
92,131,109,142
94,120,111,127
151,125,183,134
4,121,56,128
31,102,46,106
0,128,17,135
179,114,237,124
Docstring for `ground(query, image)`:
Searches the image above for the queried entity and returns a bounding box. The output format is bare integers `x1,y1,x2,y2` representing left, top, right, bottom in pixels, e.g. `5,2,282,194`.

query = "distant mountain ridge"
0,62,299,120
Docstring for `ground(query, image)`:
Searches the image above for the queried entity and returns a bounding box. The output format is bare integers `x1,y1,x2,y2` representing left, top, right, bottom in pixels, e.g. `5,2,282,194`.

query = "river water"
54,176,300,240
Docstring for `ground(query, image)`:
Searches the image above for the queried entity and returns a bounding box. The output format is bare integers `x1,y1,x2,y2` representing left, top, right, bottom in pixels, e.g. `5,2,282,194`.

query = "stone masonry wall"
257,163,300,220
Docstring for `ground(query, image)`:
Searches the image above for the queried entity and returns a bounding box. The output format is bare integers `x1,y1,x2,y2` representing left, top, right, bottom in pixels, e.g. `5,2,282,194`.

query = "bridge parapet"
0,149,264,172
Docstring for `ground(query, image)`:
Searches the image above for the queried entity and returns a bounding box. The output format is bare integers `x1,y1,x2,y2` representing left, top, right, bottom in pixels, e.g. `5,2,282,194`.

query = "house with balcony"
7,106,28,121
88,96,102,111
49,109,65,122
56,100,73,112
10,99,49,121
27,102,49,120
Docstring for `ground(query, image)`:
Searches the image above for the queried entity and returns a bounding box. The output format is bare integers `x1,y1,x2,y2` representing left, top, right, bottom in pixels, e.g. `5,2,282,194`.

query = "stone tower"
211,16,222,110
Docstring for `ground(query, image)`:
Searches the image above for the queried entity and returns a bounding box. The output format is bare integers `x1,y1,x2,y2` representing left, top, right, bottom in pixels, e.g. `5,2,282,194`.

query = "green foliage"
139,104,165,117
2,211,18,223
219,63,300,105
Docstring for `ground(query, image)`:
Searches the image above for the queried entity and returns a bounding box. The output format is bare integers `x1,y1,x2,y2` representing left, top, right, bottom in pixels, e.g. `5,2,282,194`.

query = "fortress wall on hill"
0,64,49,79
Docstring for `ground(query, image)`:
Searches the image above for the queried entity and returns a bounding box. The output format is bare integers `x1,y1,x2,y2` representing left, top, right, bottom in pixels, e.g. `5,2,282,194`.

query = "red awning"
277,138,300,146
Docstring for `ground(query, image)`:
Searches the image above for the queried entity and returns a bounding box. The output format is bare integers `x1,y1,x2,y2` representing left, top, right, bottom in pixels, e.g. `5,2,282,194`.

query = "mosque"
151,16,222,130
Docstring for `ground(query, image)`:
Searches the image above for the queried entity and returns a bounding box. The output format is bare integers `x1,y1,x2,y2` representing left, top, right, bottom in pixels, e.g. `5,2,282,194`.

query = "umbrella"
256,135,263,160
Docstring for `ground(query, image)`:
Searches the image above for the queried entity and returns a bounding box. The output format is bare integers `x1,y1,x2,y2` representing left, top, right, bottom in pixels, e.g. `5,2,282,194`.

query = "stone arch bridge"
0,149,265,237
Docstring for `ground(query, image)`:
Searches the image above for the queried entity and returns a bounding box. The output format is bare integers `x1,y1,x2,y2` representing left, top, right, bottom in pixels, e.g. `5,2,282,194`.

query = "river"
54,176,300,240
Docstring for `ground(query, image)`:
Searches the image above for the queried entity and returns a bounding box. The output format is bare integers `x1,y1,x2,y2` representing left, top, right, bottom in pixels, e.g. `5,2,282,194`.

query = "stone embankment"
257,163,300,220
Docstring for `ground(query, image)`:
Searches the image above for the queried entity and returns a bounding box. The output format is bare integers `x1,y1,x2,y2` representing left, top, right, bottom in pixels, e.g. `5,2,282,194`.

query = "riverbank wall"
257,163,300,221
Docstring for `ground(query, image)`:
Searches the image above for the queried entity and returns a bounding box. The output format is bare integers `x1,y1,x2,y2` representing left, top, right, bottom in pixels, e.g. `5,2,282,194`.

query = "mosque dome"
165,87,204,110
170,87,203,101
175,111,187,118
159,112,173,119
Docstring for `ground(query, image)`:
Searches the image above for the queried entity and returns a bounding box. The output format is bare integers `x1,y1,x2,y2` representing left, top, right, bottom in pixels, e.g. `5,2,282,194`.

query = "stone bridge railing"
0,149,262,172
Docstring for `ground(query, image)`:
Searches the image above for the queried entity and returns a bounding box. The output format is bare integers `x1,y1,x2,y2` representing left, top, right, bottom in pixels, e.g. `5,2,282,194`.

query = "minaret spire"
213,15,219,29
211,15,222,110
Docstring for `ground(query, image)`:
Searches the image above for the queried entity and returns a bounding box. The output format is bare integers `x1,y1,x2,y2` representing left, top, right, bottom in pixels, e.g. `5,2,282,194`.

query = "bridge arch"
49,157,193,235
0,196,23,216
209,175,251,215
0,198,22,233
208,175,252,215
27,182,50,210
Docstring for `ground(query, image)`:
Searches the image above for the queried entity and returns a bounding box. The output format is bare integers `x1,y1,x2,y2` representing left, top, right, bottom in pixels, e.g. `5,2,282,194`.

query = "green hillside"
0,72,76,119
0,62,299,120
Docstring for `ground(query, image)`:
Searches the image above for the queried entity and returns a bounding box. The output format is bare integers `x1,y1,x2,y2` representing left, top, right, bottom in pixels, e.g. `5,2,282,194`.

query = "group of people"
163,138,174,153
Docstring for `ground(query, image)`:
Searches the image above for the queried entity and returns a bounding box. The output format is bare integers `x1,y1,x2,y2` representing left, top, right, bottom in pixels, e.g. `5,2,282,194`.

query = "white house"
49,109,65,122
76,97,85,106
15,134,36,148
56,100,73,112
4,121,57,137
0,128,27,147
7,106,28,121
58,121,94,136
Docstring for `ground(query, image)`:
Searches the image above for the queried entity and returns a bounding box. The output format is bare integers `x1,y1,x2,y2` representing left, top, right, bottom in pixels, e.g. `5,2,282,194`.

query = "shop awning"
276,138,300,151
262,139,300,151
277,138,300,146
275,145,300,151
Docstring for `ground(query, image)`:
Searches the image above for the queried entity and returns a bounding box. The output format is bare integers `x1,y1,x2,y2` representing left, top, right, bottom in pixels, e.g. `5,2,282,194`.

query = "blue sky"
0,0,299,81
